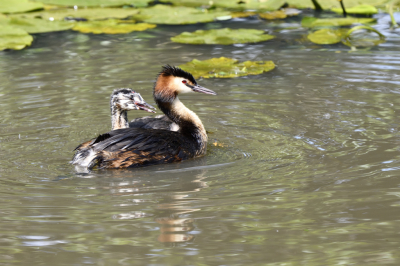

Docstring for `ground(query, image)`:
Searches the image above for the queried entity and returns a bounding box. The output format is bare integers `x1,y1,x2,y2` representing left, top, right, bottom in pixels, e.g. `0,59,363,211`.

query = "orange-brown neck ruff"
153,75,207,155
154,75,177,103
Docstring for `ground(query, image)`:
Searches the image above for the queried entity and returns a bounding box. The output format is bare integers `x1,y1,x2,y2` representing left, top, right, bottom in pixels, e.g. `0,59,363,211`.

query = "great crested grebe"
71,88,156,171
71,65,216,171
109,88,156,130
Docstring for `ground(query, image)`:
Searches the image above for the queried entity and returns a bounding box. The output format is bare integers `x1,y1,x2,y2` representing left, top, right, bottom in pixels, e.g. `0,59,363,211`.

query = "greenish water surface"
1,11,400,266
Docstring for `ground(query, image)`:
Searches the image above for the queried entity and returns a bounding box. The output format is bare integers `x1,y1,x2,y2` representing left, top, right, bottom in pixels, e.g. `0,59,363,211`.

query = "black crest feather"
161,65,197,85
112,88,135,95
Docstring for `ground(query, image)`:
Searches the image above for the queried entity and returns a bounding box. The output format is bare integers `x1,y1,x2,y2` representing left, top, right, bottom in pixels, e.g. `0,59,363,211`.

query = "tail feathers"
70,148,98,172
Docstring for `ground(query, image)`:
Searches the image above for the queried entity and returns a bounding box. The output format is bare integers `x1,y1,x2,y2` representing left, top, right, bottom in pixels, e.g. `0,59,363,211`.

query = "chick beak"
190,84,217,95
136,101,156,113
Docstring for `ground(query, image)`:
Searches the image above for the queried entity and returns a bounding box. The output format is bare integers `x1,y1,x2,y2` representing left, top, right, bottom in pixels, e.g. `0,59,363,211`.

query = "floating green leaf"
302,17,376,28
30,0,149,8
230,11,257,18
259,10,287,20
0,25,33,51
72,19,155,34
286,0,388,10
331,4,378,14
0,0,43,14
259,8,301,20
307,25,386,47
11,7,140,21
341,25,385,47
1,17,74,33
133,5,230,25
171,28,275,45
159,0,285,11
307,28,348,44
179,57,275,78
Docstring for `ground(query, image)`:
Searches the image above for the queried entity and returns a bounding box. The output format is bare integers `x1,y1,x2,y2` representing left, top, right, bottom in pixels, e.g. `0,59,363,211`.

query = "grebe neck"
111,106,129,130
156,97,207,155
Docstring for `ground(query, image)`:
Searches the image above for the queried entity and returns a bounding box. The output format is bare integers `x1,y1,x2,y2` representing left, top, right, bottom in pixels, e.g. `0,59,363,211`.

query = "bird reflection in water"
154,169,209,244
103,166,209,244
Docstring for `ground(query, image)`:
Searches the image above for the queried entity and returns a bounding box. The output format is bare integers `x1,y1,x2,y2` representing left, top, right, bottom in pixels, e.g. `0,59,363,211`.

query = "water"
1,11,400,265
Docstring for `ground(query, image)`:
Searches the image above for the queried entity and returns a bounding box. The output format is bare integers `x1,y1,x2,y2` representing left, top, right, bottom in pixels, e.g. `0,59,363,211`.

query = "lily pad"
179,57,275,78
307,28,348,44
133,5,230,25
0,25,33,51
331,4,378,15
159,0,285,11
259,8,301,20
72,19,156,34
11,7,140,21
307,25,385,47
286,0,388,10
302,17,376,28
30,0,149,8
1,17,74,33
341,25,385,47
230,11,257,18
0,0,43,14
171,28,275,45
259,10,287,20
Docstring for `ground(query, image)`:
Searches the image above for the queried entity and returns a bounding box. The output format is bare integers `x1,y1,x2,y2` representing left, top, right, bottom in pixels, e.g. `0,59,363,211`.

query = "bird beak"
136,101,156,113
190,84,217,95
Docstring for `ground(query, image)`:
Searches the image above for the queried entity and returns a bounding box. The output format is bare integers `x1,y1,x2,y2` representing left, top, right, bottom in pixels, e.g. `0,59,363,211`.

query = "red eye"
182,80,187,84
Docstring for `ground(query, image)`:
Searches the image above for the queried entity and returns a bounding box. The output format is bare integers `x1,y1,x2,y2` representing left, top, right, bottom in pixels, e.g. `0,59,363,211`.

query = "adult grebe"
71,65,216,171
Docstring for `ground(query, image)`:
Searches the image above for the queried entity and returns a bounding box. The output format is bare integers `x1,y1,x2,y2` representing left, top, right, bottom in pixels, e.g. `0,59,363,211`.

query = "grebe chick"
71,65,216,171
109,88,156,130
71,88,155,171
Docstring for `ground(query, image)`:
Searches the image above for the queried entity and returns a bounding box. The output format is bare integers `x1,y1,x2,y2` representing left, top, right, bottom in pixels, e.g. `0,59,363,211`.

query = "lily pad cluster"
231,8,301,20
179,57,276,79
0,0,391,54
303,16,385,47
131,5,231,25
171,28,275,45
73,20,156,34
0,25,33,51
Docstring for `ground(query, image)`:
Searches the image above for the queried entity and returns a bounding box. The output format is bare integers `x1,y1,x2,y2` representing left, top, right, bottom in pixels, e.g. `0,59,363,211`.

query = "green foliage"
230,11,257,18
342,25,386,47
0,0,43,14
0,25,33,51
259,8,301,20
286,0,390,10
11,7,140,21
2,17,74,33
307,28,348,44
331,4,378,14
307,25,386,47
159,0,285,11
133,5,230,25
72,19,156,34
179,57,275,78
171,28,275,45
30,0,149,7
302,17,376,27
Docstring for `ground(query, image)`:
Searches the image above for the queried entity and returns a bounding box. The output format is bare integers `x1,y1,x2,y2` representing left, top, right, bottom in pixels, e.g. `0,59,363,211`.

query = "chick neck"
110,104,129,130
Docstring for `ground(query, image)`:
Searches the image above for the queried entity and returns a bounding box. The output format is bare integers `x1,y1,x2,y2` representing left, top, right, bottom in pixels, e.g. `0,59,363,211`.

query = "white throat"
111,107,128,130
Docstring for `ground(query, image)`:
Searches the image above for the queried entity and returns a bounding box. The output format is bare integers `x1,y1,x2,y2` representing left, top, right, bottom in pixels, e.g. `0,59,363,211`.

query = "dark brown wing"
90,128,196,169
